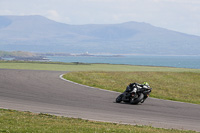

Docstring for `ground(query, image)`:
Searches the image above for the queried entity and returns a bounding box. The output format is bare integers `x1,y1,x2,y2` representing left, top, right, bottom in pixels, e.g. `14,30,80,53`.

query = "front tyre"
130,93,144,104
116,94,123,103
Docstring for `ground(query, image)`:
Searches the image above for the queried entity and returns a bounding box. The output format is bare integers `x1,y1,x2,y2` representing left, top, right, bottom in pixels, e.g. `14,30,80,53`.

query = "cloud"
46,10,61,21
45,10,71,23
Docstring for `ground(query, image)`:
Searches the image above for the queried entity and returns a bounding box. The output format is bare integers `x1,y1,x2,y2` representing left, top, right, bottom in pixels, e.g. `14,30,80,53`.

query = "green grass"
0,60,200,72
0,108,197,133
63,71,200,104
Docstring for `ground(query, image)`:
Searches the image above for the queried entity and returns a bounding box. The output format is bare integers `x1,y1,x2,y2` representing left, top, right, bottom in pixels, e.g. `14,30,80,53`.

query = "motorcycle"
116,83,152,104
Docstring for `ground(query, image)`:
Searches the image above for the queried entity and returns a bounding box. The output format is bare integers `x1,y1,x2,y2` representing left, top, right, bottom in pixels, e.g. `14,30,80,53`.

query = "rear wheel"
130,93,144,104
116,94,123,103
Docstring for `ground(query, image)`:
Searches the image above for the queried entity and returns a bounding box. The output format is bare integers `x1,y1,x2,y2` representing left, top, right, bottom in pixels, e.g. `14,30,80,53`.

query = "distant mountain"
0,15,200,55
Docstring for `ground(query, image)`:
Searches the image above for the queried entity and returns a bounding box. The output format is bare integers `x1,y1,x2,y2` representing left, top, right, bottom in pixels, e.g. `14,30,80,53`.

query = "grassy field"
64,71,200,104
0,60,200,72
0,108,197,133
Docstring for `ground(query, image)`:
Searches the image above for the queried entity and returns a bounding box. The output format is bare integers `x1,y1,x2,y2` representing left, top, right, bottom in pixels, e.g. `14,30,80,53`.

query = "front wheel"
116,94,123,103
130,93,144,104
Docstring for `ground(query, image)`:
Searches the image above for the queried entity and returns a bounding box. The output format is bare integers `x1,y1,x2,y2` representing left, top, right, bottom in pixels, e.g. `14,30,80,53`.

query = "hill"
0,51,48,61
0,15,200,55
0,51,36,57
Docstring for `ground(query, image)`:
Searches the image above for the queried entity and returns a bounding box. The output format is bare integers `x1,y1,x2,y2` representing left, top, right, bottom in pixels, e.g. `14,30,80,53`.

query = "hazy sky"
0,0,200,36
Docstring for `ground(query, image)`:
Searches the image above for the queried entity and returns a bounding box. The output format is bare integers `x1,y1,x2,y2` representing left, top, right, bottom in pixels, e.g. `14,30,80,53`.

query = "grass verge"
0,108,197,133
63,71,200,104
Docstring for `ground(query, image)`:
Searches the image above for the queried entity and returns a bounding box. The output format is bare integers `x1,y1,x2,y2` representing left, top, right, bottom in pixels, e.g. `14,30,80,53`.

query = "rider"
127,82,149,92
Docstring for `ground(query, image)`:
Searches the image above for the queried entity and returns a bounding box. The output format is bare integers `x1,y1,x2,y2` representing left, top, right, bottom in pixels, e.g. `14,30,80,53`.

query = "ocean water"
47,55,200,69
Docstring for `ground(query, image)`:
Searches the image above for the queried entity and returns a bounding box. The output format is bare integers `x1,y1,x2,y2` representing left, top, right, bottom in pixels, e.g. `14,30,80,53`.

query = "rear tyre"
116,94,123,103
130,93,144,104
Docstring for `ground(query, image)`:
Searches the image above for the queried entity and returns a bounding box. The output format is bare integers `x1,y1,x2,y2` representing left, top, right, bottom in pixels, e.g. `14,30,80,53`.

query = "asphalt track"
0,69,200,132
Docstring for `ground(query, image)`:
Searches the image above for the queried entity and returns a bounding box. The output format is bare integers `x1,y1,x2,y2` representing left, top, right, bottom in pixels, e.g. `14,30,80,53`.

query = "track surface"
0,69,200,131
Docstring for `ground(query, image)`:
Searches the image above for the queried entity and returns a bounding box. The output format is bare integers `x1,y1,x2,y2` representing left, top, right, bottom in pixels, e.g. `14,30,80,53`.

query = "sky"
0,0,200,36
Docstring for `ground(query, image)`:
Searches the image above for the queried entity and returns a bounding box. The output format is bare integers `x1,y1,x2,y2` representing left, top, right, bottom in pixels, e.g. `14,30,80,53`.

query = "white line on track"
59,74,199,106
59,74,120,94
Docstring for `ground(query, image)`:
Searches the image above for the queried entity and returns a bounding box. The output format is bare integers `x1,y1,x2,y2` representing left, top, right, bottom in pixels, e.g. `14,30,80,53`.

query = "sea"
47,55,200,69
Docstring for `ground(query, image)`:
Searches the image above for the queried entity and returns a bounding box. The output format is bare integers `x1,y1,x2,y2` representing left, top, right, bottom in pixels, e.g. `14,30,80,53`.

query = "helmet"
143,82,149,86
